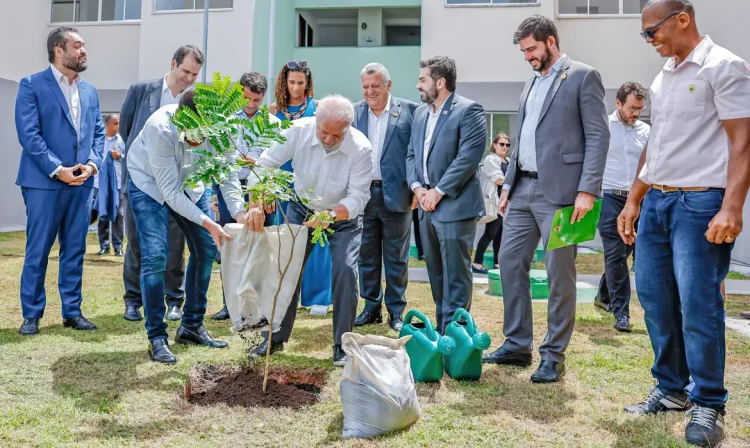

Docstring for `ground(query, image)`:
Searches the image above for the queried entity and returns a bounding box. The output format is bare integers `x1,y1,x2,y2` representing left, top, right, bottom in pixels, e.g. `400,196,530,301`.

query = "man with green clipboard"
481,15,609,384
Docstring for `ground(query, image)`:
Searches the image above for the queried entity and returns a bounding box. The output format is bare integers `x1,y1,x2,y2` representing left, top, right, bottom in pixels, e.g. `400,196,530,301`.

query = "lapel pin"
392,111,399,117
561,72,568,80
442,110,448,115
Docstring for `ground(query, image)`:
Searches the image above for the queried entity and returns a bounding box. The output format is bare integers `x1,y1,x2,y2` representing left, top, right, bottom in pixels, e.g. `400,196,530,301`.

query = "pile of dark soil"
186,364,326,409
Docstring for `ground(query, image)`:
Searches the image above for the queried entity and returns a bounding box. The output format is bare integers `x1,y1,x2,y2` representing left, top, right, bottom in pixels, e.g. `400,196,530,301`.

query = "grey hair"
360,62,391,84
104,113,119,123
315,95,355,124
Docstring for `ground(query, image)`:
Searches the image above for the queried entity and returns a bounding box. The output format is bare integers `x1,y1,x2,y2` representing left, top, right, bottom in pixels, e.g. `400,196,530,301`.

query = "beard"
530,46,554,73
62,51,87,73
419,84,438,104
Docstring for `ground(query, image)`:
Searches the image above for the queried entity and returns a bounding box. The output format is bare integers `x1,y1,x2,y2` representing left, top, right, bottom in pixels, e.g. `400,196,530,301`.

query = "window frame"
152,0,234,14
557,0,645,18
444,0,541,8
50,0,143,24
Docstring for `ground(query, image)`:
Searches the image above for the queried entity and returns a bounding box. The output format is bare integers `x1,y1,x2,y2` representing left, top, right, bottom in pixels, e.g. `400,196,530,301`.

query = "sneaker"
614,316,632,333
310,305,329,316
685,406,725,447
624,386,690,415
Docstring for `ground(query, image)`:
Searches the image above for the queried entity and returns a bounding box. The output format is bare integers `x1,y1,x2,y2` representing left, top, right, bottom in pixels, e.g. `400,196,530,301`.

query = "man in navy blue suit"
15,27,104,336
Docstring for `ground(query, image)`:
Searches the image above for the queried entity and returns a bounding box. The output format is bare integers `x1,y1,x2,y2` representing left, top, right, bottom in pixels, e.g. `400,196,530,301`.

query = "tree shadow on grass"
447,367,577,424
51,349,187,415
0,313,144,346
576,318,648,349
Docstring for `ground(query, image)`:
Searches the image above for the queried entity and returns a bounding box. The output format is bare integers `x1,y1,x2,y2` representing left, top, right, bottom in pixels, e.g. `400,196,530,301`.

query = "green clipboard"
547,199,603,251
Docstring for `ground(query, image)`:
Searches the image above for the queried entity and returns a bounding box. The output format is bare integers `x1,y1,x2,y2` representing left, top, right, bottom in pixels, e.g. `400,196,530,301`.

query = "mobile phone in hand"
72,168,82,176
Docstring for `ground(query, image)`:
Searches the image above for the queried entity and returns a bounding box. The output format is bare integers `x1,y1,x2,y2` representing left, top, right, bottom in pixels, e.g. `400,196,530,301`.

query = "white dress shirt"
252,117,373,217
639,36,750,188
235,109,282,180
422,105,442,186
602,112,650,190
127,104,244,225
161,75,187,107
366,95,390,180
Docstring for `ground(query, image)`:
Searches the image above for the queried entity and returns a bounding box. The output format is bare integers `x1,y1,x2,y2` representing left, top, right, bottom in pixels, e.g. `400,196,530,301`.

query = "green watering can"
399,310,456,382
443,308,491,381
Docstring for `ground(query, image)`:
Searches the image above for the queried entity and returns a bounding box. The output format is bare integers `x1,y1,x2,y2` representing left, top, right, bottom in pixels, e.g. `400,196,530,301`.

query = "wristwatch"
328,209,337,220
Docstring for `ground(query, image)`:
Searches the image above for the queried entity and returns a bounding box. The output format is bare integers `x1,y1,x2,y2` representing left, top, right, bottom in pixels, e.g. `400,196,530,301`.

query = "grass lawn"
1,231,749,447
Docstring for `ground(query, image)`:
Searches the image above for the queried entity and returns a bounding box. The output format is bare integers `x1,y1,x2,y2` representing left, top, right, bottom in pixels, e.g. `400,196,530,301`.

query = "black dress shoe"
63,315,98,331
389,313,404,332
166,305,182,321
149,338,176,364
472,264,489,274
354,309,383,327
123,305,143,321
211,306,230,320
114,248,124,257
594,295,611,313
530,360,565,383
19,318,39,336
333,344,348,366
482,346,533,366
250,339,284,358
615,316,632,333
95,248,110,256
175,325,228,348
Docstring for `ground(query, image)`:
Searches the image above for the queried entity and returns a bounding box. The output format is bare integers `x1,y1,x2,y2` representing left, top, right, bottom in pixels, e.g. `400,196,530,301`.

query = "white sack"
220,223,308,332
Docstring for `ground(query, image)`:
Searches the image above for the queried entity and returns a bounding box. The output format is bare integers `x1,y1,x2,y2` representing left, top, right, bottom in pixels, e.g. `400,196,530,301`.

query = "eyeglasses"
496,143,510,148
286,60,308,70
640,12,680,40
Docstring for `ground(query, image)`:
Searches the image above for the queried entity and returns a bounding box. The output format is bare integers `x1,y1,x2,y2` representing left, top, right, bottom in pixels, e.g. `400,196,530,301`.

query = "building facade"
3,0,750,261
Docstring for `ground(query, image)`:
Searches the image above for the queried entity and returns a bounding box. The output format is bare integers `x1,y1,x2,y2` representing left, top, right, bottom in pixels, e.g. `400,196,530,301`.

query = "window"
484,113,513,153
155,0,232,11
559,0,647,15
51,0,142,22
446,0,539,5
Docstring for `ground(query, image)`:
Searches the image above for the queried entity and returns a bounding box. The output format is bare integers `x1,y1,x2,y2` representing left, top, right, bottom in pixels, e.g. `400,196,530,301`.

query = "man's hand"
261,196,276,215
413,187,428,207
111,149,122,160
617,201,641,245
69,164,94,186
706,206,743,245
571,192,595,224
57,164,82,184
411,194,419,210
243,204,266,233
421,189,443,212
203,218,232,249
210,195,219,213
498,189,509,217
303,216,331,230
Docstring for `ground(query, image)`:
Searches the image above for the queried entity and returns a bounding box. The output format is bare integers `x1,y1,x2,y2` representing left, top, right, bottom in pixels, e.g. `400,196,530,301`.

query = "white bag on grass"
220,223,308,332
340,332,421,439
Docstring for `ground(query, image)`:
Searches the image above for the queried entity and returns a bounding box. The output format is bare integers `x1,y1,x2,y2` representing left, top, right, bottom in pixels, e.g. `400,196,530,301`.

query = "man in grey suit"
119,45,202,322
352,63,419,332
406,56,487,333
482,16,609,383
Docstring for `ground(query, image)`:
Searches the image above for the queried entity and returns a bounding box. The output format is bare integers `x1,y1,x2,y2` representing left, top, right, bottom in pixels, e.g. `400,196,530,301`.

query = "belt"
603,188,629,197
240,178,248,187
651,184,709,193
520,171,539,179
371,180,383,188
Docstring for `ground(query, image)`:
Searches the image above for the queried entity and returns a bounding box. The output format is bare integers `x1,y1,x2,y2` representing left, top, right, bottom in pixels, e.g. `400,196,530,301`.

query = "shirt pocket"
293,171,317,199
674,80,707,120
323,178,347,203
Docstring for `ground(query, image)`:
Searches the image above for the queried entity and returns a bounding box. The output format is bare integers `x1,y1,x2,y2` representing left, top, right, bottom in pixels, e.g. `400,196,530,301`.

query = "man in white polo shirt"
618,1,750,446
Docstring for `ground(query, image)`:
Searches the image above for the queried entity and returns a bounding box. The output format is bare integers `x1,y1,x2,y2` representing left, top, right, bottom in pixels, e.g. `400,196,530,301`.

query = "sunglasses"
496,142,511,148
640,11,680,40
286,60,308,70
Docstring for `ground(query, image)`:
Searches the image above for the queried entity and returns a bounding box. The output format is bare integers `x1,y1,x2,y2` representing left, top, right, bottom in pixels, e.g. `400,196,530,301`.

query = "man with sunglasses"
619,1,750,446
594,82,650,333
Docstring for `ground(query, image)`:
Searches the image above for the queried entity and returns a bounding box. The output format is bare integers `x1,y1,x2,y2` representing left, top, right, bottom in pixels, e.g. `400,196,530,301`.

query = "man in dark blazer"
406,56,487,334
118,45,203,322
15,27,104,335
482,16,609,384
352,63,418,332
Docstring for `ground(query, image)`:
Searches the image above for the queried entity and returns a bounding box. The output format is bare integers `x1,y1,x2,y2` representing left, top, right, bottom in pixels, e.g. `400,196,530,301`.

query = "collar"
310,126,354,156
50,64,80,86
664,35,714,71
535,54,568,79
609,111,641,129
367,94,392,117
106,134,118,141
162,75,193,97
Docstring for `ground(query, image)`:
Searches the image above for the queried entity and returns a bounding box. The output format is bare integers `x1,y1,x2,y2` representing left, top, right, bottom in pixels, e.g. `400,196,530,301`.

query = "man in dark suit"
406,56,487,334
118,45,202,322
482,15,609,383
352,63,418,332
15,27,104,335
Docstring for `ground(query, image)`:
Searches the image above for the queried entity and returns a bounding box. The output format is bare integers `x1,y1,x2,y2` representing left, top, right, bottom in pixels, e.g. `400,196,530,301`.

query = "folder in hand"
547,199,603,251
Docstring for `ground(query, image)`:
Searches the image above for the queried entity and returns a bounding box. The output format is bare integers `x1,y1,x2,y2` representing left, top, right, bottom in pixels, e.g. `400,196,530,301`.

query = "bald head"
643,0,695,16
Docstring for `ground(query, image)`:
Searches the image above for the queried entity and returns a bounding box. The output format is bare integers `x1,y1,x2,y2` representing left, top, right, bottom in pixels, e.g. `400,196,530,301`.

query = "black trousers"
597,193,636,319
98,191,125,251
473,215,503,266
412,208,423,258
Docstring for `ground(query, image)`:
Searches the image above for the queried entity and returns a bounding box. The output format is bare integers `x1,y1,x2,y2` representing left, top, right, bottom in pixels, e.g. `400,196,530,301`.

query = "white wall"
137,0,256,82
2,1,53,81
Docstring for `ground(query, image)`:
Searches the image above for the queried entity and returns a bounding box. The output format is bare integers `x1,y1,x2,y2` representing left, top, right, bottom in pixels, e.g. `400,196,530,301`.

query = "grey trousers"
358,185,411,316
264,201,363,345
499,177,577,363
419,209,476,333
122,191,186,308
98,191,125,251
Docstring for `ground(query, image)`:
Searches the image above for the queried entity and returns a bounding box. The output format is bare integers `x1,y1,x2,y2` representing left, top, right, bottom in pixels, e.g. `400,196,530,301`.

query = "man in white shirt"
119,45,202,323
594,82,649,332
619,2,750,445
245,95,373,366
95,113,126,256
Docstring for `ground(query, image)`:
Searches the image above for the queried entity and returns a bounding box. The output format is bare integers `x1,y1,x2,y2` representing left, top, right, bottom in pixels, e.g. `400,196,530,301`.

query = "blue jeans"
636,188,732,410
129,181,217,341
